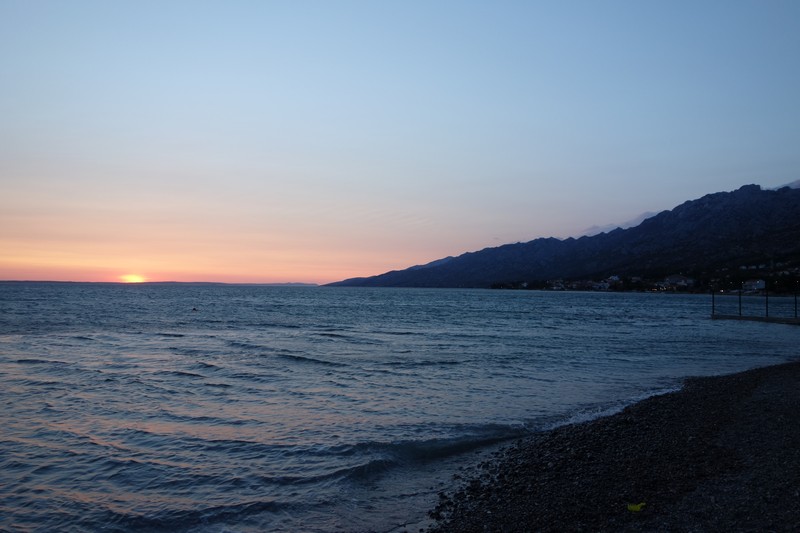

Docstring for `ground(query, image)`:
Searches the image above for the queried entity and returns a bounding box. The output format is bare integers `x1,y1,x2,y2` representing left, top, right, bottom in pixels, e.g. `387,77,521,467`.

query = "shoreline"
426,360,800,532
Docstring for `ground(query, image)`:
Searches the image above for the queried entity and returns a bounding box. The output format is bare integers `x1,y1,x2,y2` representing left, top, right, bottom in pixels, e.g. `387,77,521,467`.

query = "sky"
1,1,799,284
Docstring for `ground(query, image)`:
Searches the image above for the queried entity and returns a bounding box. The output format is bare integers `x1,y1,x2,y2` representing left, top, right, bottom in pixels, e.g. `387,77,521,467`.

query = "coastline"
426,360,800,532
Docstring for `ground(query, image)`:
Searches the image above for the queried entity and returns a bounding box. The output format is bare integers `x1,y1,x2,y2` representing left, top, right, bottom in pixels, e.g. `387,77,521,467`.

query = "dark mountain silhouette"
328,184,800,288
579,211,658,237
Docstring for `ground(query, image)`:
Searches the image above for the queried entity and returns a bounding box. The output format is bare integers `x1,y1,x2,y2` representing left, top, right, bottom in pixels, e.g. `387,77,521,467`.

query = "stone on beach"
427,361,800,532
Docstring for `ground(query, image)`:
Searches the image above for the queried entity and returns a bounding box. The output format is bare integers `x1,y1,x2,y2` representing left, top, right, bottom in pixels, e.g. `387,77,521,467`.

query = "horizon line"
0,280,321,286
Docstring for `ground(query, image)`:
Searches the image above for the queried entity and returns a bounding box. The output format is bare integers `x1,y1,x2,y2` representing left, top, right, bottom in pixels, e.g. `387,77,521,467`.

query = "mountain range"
328,184,800,288
578,211,658,237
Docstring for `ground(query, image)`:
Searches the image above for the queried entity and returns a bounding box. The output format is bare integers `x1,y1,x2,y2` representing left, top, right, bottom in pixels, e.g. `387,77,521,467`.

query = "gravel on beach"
427,360,800,532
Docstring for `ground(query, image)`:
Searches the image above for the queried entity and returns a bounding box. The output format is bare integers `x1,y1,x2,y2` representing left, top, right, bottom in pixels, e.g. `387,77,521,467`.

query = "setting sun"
120,274,147,283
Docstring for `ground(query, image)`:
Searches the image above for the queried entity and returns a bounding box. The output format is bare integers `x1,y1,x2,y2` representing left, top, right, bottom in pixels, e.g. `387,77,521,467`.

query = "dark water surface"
1,283,797,531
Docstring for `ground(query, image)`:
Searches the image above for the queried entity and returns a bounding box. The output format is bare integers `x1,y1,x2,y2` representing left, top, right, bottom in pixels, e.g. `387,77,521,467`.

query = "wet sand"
427,360,800,532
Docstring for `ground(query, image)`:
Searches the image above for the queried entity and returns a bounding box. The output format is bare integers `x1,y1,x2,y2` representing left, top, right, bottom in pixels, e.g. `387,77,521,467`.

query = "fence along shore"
711,284,799,325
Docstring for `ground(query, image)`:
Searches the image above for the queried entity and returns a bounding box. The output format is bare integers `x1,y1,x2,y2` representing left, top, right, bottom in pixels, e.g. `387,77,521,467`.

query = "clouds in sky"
1,1,799,282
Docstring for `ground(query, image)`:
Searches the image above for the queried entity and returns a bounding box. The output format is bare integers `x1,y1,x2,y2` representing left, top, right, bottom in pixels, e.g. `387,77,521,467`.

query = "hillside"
328,185,800,288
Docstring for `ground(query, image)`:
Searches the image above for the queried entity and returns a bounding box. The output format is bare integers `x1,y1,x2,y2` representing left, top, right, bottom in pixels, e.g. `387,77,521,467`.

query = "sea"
1,282,797,532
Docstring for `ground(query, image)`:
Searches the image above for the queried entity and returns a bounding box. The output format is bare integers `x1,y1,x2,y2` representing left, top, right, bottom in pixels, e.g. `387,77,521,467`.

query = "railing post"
711,288,716,316
738,288,742,316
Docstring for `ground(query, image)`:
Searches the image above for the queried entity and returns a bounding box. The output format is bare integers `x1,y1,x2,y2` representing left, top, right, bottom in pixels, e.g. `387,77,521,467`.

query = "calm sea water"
1,283,797,532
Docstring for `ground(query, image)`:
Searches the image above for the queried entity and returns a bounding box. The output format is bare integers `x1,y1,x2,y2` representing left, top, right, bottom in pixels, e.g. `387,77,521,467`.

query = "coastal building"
661,275,695,290
742,279,766,292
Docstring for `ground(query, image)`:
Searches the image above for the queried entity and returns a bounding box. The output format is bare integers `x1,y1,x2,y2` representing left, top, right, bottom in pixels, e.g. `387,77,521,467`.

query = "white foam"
544,386,683,431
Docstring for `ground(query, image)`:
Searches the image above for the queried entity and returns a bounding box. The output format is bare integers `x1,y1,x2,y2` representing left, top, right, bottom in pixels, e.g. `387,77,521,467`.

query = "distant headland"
328,184,800,292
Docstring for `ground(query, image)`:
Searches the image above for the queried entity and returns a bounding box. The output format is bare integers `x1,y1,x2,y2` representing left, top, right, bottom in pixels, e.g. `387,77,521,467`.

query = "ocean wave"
155,370,204,379
193,361,220,370
13,358,69,365
374,329,418,336
316,332,350,339
331,426,529,467
219,428,532,490
315,332,382,346
541,386,683,431
226,371,286,384
382,359,462,368
203,382,233,389
225,339,267,352
168,346,211,357
88,498,286,533
276,352,347,367
19,378,65,388
178,436,281,457
156,411,250,426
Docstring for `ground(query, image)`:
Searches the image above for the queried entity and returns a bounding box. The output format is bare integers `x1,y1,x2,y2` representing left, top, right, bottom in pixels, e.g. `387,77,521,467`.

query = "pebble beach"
427,360,800,532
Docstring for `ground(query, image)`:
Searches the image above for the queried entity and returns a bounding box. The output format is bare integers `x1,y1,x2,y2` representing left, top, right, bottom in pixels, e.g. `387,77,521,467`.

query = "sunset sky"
2,1,799,284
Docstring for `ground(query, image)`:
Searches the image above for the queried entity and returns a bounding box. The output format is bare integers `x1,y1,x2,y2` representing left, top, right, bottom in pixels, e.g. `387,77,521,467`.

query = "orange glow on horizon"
120,274,147,283
0,253,428,285
0,227,442,284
